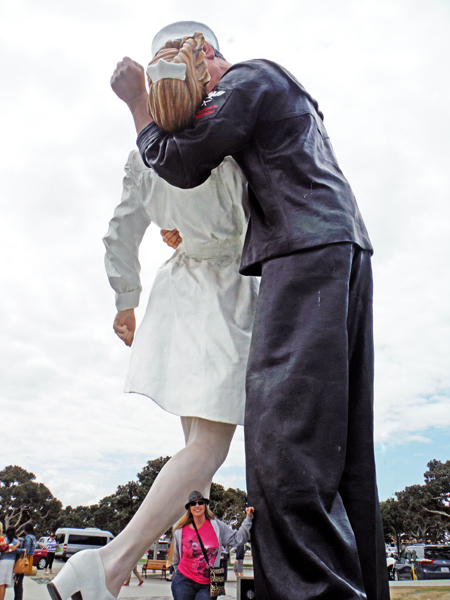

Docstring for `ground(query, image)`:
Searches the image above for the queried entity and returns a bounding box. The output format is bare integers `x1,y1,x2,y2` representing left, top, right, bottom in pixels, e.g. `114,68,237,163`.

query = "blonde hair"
167,503,215,562
147,32,210,132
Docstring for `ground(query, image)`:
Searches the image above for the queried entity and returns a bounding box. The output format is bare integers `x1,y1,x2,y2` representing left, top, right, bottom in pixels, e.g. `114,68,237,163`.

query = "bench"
141,559,169,580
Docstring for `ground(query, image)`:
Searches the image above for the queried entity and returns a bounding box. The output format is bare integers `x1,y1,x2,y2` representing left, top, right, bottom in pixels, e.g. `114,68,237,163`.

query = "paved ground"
5,559,252,600
390,581,450,587
6,561,450,599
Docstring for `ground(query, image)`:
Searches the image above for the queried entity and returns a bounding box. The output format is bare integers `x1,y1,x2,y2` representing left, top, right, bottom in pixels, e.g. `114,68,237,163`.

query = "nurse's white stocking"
99,417,236,597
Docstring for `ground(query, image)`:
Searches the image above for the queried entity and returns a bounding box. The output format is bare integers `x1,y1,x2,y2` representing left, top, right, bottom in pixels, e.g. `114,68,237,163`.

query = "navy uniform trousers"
245,243,389,600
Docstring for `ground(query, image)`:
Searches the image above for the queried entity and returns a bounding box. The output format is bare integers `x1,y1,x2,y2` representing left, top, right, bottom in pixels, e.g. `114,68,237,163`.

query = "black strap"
192,521,211,567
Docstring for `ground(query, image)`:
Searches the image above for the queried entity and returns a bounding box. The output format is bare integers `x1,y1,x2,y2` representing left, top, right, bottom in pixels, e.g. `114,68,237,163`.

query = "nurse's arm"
113,309,136,347
160,229,182,249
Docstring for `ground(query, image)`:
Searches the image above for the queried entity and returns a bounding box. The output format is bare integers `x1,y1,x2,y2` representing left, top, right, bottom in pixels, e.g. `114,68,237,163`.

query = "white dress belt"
179,236,243,260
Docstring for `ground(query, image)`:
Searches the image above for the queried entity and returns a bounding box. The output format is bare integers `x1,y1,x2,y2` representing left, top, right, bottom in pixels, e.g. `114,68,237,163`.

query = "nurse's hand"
161,228,182,249
245,507,255,518
113,309,136,347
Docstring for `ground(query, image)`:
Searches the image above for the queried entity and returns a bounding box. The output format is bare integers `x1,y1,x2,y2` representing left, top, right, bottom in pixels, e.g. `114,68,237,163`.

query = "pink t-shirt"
178,520,219,584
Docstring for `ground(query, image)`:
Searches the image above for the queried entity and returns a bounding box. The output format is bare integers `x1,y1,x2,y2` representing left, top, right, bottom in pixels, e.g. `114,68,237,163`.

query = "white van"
55,527,114,560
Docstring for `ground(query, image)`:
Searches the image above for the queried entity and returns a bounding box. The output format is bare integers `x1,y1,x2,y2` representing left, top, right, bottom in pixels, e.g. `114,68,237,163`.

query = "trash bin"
237,576,256,599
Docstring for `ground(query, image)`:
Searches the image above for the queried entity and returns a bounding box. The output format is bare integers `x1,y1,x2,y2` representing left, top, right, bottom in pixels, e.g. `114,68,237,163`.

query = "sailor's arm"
110,57,152,134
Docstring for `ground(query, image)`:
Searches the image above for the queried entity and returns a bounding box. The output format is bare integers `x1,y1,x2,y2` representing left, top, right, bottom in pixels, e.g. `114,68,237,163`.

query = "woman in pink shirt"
171,491,254,599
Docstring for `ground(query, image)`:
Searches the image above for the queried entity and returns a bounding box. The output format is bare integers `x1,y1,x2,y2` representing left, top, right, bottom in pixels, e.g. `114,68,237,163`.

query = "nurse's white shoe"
47,549,116,600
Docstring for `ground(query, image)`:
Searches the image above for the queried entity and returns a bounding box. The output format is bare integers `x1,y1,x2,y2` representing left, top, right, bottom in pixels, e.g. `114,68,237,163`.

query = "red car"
33,542,48,570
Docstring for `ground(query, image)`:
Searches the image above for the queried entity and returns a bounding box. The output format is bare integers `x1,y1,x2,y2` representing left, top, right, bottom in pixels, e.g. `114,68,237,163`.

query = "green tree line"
380,459,450,552
6,457,448,548
0,459,247,538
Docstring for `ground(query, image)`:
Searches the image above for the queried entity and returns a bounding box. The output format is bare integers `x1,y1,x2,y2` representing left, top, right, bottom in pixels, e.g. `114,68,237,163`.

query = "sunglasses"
189,500,205,507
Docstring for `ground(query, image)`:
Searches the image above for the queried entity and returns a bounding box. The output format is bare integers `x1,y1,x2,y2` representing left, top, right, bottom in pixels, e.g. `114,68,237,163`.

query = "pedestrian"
45,534,57,575
233,543,245,579
14,523,36,600
0,526,19,600
0,525,8,554
123,562,144,587
170,491,254,600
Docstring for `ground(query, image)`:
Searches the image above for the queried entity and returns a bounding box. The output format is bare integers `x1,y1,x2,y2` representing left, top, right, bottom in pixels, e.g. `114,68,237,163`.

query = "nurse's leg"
180,417,222,498
100,417,236,597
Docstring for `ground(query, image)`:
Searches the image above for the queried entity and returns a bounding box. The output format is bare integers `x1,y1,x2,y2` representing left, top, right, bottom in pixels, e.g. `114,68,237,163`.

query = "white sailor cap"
151,21,220,57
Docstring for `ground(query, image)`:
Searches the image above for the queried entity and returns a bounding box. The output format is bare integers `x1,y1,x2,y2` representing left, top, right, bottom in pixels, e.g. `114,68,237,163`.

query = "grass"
390,586,450,599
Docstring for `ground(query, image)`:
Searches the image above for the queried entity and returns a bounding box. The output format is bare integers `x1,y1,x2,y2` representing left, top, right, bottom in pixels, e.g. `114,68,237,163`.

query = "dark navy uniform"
137,59,389,600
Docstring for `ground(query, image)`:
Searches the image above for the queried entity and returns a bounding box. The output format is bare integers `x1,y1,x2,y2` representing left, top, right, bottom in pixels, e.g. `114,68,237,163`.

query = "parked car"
33,542,48,570
393,544,450,580
387,555,396,580
55,527,114,561
38,536,49,548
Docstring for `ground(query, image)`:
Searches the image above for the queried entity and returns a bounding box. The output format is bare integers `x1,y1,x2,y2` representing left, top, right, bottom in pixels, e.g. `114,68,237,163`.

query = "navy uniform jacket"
137,59,372,276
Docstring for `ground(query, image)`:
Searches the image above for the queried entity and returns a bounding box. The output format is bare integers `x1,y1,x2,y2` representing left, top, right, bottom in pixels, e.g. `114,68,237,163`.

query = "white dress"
103,151,259,425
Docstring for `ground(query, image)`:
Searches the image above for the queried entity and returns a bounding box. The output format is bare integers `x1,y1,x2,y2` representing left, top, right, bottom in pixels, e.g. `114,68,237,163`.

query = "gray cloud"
2,0,449,505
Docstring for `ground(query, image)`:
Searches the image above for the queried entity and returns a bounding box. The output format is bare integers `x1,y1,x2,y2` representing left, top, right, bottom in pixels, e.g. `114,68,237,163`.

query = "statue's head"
146,32,210,132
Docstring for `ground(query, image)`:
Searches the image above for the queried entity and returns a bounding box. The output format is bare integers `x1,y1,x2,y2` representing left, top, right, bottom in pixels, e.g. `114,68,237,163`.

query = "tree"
380,459,450,549
422,459,450,520
0,465,62,537
55,505,98,530
393,461,450,544
97,481,142,535
0,461,249,541
209,483,247,527
380,498,406,553
395,484,439,543
90,497,121,534
60,457,173,536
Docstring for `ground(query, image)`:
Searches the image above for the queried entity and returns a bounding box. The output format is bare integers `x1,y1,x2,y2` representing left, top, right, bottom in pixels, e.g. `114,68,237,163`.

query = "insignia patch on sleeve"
195,90,228,120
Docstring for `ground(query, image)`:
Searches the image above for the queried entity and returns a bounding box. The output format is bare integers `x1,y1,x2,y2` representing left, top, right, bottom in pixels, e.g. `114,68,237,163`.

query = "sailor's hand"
161,229,182,249
111,57,147,104
113,308,136,347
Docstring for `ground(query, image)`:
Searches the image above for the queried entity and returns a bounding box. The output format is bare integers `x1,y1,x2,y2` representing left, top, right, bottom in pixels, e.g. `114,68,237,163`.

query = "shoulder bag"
192,521,226,598
14,550,31,575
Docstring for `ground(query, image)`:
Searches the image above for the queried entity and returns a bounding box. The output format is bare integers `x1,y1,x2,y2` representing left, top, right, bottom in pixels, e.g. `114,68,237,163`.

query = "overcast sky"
1,0,449,509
